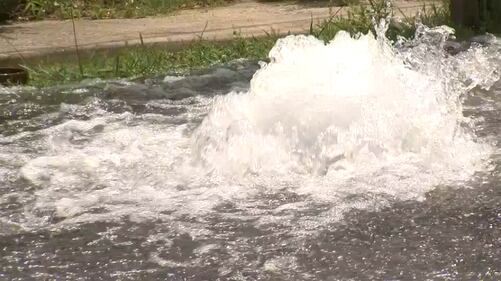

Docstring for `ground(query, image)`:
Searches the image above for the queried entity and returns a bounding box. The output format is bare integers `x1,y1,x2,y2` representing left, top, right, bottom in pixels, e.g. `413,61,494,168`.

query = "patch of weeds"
18,0,232,20
313,0,451,42
23,35,277,88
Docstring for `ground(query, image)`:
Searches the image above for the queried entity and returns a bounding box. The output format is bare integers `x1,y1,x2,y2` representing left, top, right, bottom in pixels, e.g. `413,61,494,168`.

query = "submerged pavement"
0,0,440,63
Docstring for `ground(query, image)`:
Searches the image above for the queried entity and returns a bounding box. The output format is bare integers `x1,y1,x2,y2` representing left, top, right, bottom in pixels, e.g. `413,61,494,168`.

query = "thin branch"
198,20,209,41
71,9,84,77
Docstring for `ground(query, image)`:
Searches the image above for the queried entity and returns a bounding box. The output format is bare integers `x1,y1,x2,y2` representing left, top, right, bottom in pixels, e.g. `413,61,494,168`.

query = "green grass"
313,0,451,42
22,36,277,88
17,0,232,20
19,0,455,88
257,0,360,5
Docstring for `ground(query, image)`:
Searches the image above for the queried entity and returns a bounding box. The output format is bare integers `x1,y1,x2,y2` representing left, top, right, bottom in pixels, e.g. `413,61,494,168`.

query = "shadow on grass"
255,0,349,9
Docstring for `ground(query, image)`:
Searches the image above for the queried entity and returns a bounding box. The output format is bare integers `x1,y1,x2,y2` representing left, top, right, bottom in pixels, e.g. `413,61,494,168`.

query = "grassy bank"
20,1,450,88
2,0,364,21
3,0,233,21
23,36,277,88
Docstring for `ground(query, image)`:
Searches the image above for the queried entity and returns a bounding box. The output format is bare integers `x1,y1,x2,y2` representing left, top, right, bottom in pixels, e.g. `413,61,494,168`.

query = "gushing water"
2,23,501,280
193,27,494,179
12,25,500,229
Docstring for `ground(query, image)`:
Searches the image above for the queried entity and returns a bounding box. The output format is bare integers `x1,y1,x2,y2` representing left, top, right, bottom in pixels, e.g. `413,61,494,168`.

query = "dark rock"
444,40,467,55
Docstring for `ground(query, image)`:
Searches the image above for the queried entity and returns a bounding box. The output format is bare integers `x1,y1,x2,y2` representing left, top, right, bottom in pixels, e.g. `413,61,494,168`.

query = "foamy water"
7,25,498,232
1,23,501,280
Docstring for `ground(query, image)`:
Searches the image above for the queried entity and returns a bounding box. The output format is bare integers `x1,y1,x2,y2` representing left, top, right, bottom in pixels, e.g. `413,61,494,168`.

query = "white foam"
15,25,499,232
192,29,496,181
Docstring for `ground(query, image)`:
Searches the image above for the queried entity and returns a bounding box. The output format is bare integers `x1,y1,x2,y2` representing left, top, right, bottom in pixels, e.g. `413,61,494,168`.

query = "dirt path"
0,0,440,63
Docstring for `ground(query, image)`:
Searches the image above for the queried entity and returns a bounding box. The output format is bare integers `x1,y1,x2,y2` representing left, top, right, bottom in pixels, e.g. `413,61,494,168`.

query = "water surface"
1,26,501,280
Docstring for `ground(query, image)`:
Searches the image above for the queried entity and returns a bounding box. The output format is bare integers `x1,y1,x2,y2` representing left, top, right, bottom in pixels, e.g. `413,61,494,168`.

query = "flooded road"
1,26,501,280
